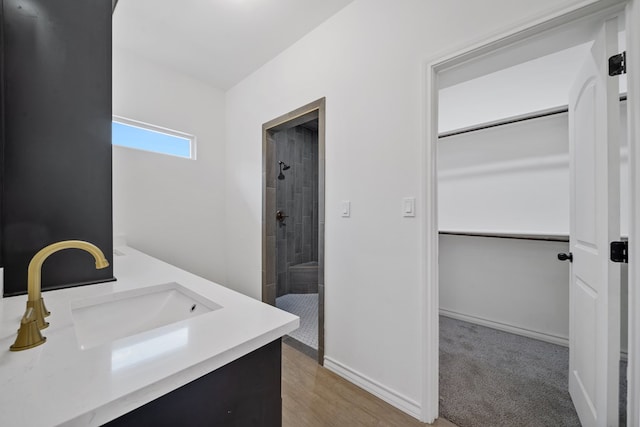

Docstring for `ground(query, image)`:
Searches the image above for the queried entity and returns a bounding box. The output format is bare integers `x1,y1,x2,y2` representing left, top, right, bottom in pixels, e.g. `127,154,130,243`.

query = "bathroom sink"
71,282,222,349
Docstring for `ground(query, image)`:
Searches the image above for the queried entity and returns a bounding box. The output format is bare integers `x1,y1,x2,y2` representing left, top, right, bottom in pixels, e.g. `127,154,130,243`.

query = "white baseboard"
440,308,570,347
440,309,630,361
323,356,422,420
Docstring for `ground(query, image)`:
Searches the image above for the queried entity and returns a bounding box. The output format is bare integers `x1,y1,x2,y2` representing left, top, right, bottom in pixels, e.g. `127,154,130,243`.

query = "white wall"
438,105,630,354
224,0,594,417
439,113,571,235
440,235,629,354
438,43,591,133
439,102,628,235
113,48,228,285
439,235,571,343
438,37,627,134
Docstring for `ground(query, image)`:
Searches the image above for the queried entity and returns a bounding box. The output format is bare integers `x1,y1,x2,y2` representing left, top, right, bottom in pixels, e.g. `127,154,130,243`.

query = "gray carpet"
439,316,628,427
276,293,318,349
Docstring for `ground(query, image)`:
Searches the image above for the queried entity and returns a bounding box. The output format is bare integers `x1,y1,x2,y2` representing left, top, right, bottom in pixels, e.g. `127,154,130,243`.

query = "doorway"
437,99,629,425
420,1,638,425
262,98,326,364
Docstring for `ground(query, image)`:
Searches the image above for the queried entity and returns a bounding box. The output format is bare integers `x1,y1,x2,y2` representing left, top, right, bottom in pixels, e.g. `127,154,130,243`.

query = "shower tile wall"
275,124,318,297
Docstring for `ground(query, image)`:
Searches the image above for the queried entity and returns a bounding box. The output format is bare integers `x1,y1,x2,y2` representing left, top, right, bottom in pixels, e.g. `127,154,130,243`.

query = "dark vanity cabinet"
106,340,283,427
0,0,114,295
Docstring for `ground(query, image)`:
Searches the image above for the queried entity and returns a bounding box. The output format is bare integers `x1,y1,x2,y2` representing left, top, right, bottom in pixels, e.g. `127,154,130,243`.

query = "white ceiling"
113,0,354,90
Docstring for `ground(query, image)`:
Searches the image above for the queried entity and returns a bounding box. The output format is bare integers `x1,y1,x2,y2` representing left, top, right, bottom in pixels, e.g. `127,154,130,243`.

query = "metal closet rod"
438,231,569,242
439,94,628,139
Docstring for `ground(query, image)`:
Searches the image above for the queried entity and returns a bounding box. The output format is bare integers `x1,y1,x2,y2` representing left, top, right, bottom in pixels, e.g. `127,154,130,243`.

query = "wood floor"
282,343,457,427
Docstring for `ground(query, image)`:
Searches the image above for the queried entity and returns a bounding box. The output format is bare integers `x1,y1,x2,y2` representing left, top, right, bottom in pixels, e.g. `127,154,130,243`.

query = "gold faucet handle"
10,308,47,351
20,307,35,324
26,298,50,330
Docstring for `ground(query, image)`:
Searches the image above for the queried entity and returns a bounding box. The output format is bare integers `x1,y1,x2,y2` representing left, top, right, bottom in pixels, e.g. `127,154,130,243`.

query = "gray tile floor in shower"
276,293,318,349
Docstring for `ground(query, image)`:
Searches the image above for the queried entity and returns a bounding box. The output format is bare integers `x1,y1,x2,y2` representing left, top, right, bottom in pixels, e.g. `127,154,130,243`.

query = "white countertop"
0,246,299,426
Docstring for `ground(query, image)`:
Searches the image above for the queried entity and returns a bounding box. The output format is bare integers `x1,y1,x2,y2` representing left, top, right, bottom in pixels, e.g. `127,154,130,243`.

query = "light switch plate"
341,201,351,217
403,197,415,217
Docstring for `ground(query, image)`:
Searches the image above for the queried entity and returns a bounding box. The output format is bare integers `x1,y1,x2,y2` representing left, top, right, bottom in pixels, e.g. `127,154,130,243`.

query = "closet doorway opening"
262,98,326,365
423,3,637,426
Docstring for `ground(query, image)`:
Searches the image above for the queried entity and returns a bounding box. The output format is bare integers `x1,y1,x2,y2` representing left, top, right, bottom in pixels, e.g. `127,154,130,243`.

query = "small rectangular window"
112,116,196,159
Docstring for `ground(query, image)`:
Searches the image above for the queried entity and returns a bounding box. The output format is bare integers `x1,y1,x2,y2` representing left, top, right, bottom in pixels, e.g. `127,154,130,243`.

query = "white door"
568,17,621,427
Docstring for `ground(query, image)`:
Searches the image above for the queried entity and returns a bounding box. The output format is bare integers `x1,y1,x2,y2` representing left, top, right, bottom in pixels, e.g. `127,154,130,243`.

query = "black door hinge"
610,241,628,263
609,52,626,76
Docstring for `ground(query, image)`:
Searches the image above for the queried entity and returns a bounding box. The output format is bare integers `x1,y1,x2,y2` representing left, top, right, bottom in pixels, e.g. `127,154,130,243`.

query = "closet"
437,41,629,425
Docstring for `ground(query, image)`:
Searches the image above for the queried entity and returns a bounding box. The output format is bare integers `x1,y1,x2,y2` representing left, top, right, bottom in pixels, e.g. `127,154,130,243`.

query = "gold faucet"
10,240,109,351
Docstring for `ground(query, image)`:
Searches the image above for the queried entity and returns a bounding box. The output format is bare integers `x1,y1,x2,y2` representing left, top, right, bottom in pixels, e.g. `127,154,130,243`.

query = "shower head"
279,161,291,170
278,161,290,180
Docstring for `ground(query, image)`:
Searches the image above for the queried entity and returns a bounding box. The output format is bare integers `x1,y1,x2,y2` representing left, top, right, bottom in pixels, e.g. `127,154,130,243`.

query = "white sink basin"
71,282,222,349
